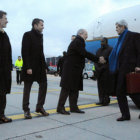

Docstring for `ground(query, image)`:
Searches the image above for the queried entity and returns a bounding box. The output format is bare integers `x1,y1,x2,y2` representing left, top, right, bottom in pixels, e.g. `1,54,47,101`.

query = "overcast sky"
0,0,140,62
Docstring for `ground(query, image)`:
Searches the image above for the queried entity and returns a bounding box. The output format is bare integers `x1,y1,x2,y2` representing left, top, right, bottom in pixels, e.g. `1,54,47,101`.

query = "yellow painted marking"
110,100,118,104
11,89,98,96
8,100,117,120
11,89,60,94
80,92,97,96
9,113,38,120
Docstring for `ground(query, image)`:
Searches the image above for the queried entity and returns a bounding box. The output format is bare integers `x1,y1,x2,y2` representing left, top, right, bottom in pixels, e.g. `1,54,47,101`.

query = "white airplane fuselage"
85,5,140,54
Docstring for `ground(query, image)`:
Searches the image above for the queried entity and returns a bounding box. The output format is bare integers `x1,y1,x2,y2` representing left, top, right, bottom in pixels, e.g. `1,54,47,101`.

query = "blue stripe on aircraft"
85,37,118,54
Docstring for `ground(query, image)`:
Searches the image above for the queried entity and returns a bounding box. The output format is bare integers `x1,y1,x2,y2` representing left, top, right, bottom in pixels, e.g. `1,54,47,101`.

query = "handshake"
99,56,106,64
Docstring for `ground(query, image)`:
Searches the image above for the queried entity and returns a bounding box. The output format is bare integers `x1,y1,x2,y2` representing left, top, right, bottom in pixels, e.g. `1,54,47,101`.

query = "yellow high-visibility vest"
92,65,95,71
15,59,23,71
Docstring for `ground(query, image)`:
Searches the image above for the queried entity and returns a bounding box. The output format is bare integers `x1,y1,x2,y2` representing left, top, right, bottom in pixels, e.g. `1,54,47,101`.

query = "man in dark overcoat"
95,37,112,106
0,10,12,124
57,51,67,77
22,18,49,119
109,19,140,121
57,29,105,115
71,35,76,41
57,35,76,77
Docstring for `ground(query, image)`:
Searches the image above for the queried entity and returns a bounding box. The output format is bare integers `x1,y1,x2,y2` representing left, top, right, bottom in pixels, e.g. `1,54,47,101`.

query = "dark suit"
95,45,112,104
21,29,47,111
57,56,66,76
57,35,98,111
113,31,140,117
0,31,12,118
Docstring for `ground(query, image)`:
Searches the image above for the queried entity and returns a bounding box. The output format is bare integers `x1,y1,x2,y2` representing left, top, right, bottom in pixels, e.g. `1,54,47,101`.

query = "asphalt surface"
0,70,140,140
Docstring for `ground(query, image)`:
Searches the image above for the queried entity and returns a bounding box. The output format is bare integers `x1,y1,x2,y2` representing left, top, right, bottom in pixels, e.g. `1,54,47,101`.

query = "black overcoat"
95,45,112,94
60,35,98,90
0,31,12,95
113,31,140,95
57,56,66,76
21,29,47,82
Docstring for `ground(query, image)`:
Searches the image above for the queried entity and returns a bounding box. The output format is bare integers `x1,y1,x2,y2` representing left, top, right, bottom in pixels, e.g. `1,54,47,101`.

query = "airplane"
85,4,140,54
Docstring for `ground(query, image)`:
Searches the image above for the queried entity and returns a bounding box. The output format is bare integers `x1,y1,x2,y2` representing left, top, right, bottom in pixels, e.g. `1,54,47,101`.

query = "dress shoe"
96,102,103,105
36,108,49,116
138,114,140,119
57,109,70,115
102,103,109,106
0,120,3,124
24,111,32,119
0,116,12,124
117,116,130,121
70,109,85,113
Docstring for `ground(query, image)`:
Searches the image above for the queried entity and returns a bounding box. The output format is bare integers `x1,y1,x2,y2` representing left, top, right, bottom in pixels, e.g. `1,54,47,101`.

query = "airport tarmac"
0,70,140,140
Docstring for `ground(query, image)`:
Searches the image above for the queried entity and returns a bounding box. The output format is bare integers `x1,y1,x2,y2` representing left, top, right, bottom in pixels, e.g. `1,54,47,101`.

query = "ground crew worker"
92,65,96,80
15,56,23,85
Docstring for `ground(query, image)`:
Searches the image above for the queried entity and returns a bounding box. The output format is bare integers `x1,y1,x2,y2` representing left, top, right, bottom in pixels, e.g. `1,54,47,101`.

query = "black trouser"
92,70,97,80
22,81,47,111
129,94,140,108
97,80,110,104
57,88,79,111
16,70,22,84
117,94,140,117
117,94,130,117
0,94,6,118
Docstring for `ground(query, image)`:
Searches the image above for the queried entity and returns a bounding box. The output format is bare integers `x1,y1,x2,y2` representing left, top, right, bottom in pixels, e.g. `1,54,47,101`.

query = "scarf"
109,29,128,73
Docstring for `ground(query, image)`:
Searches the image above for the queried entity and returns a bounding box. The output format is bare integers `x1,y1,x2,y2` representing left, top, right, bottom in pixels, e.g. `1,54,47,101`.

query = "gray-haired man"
109,19,140,121
57,29,104,115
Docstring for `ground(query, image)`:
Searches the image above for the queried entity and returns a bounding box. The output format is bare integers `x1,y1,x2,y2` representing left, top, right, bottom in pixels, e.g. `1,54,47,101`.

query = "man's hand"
27,69,32,74
99,56,106,64
135,67,140,72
